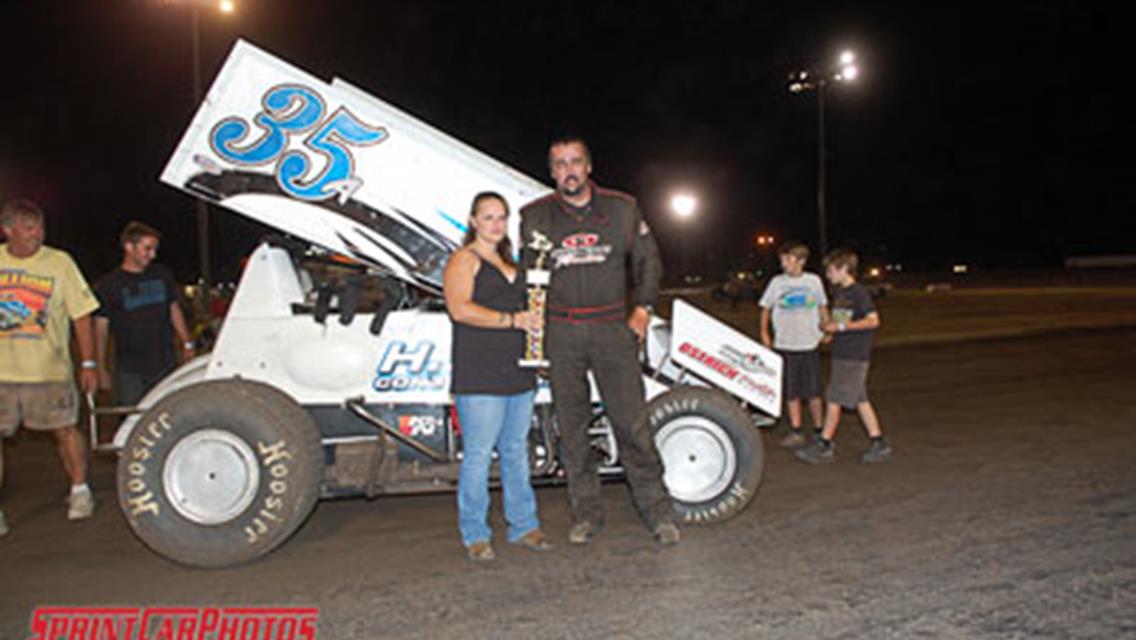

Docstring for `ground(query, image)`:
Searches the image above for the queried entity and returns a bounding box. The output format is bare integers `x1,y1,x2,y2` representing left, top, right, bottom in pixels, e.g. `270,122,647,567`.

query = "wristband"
183,341,195,349
80,360,98,370
837,323,847,332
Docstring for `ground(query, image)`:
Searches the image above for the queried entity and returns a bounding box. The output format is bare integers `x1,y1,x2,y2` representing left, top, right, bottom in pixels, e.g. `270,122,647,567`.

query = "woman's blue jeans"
455,390,540,546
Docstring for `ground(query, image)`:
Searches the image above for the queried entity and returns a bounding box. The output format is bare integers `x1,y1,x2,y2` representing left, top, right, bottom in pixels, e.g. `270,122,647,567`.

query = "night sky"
0,1,1130,284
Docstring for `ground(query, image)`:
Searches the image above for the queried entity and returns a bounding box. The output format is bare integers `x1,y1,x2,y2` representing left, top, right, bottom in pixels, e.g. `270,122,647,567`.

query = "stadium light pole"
788,49,859,258
671,193,698,281
186,0,235,319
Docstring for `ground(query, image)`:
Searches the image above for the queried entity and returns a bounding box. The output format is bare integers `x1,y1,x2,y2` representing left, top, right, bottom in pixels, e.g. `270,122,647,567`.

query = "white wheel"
656,416,737,503
647,387,763,525
163,429,260,525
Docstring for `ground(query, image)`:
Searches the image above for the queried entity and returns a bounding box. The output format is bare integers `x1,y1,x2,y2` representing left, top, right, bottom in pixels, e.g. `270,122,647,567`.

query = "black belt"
548,301,625,324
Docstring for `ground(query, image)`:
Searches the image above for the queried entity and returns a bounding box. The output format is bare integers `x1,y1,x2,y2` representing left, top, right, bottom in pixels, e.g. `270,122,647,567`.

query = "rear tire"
117,379,322,567
648,386,763,525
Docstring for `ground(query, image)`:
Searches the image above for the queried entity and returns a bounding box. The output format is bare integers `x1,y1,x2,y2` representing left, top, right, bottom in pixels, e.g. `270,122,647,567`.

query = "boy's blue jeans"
454,390,540,546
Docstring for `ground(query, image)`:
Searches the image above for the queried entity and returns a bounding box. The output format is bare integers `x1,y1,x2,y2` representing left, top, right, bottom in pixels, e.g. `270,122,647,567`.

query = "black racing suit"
520,182,672,529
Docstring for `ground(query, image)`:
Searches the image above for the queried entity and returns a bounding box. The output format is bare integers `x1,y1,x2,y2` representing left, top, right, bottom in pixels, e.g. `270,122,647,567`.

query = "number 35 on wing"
209,83,387,203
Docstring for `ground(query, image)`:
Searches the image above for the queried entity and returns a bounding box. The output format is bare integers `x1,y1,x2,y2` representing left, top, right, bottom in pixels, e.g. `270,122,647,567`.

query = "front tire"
117,380,322,567
648,387,763,525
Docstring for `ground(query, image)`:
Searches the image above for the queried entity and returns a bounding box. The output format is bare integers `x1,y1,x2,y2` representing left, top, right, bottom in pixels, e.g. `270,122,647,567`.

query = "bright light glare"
840,65,859,81
218,0,235,13
671,194,697,218
840,50,855,65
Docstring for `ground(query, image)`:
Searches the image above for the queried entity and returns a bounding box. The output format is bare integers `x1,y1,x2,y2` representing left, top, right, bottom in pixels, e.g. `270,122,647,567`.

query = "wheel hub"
655,416,737,503
163,429,260,525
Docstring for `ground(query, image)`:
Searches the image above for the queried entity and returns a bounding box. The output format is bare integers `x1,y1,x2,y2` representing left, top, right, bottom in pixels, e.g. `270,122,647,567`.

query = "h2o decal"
209,83,387,203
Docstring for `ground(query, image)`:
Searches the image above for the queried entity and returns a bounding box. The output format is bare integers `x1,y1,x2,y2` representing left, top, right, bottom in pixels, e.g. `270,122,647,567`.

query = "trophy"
519,230,553,368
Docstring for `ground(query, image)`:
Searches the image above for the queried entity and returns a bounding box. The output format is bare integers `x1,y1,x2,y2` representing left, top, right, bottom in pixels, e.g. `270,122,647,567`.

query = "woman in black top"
443,191,549,561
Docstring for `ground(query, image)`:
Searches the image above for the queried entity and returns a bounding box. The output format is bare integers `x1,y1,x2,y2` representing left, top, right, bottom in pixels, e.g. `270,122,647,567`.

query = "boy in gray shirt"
759,242,829,448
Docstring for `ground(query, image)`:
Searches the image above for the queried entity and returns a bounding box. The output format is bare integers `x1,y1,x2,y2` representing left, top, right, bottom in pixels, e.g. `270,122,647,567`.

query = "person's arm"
830,311,879,332
170,301,195,362
73,314,99,394
757,281,776,347
94,316,111,390
443,250,541,332
759,307,773,348
822,289,879,333
628,204,662,340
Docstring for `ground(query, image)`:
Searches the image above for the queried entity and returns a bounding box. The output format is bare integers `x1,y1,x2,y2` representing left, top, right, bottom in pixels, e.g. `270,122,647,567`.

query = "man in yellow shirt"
0,198,100,535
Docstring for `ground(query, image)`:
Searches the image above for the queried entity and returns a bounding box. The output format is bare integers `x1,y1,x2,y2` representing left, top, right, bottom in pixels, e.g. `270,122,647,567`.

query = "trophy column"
519,231,553,368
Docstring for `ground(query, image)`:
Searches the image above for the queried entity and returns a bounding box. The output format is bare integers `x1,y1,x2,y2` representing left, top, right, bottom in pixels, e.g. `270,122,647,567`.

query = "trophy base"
518,358,550,369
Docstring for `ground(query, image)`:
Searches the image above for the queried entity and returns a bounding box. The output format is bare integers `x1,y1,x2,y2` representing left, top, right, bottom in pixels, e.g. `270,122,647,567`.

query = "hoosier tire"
648,386,764,525
117,380,322,568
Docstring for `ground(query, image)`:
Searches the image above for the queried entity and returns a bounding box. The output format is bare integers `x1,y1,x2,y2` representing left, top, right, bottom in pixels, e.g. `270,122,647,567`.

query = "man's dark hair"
823,247,859,274
548,133,592,166
120,221,162,247
0,198,44,228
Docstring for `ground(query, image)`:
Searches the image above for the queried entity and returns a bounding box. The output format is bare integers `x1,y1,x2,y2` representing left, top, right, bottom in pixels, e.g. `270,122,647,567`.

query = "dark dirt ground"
2,328,1135,639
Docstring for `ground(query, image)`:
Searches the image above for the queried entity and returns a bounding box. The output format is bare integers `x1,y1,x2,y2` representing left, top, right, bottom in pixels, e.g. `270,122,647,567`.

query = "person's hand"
627,306,650,342
80,369,99,395
821,321,839,334
181,343,196,363
513,310,544,334
97,366,112,392
821,334,834,345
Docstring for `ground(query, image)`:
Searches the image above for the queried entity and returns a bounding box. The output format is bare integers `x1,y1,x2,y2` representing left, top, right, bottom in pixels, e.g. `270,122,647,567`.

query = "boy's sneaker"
861,438,893,464
653,521,681,546
795,438,835,464
0,509,8,537
67,488,95,521
778,429,806,449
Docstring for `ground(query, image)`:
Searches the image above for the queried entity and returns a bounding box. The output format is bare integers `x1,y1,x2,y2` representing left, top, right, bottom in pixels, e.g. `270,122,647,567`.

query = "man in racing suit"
520,136,679,545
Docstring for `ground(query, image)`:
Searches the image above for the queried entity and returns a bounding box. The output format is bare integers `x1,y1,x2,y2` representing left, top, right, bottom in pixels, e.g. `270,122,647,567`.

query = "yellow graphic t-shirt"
0,244,99,382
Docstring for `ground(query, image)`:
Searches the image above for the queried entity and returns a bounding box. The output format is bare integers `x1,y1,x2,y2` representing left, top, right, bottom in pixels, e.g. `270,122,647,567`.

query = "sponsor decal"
372,340,449,392
28,606,319,640
551,233,611,268
735,372,777,400
678,342,776,399
678,342,739,381
123,413,176,518
719,345,777,377
561,233,598,248
245,440,294,545
209,84,386,203
397,414,441,438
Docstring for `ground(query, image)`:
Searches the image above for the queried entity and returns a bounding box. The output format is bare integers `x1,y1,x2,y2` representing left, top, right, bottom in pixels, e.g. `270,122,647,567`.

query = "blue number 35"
209,84,387,202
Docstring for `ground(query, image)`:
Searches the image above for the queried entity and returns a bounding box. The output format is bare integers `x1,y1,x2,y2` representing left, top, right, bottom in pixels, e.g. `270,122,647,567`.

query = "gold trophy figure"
519,230,553,368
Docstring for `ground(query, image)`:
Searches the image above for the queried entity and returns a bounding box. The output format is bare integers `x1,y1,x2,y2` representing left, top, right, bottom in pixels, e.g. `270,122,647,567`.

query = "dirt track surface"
2,329,1135,639
672,286,1136,348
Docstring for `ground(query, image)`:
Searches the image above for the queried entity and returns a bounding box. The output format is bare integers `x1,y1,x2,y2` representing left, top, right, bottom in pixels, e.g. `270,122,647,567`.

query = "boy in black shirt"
796,248,892,464
94,222,194,406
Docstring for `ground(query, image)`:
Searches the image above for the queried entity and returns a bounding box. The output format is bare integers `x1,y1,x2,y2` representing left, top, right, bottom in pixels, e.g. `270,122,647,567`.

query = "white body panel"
160,40,550,293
